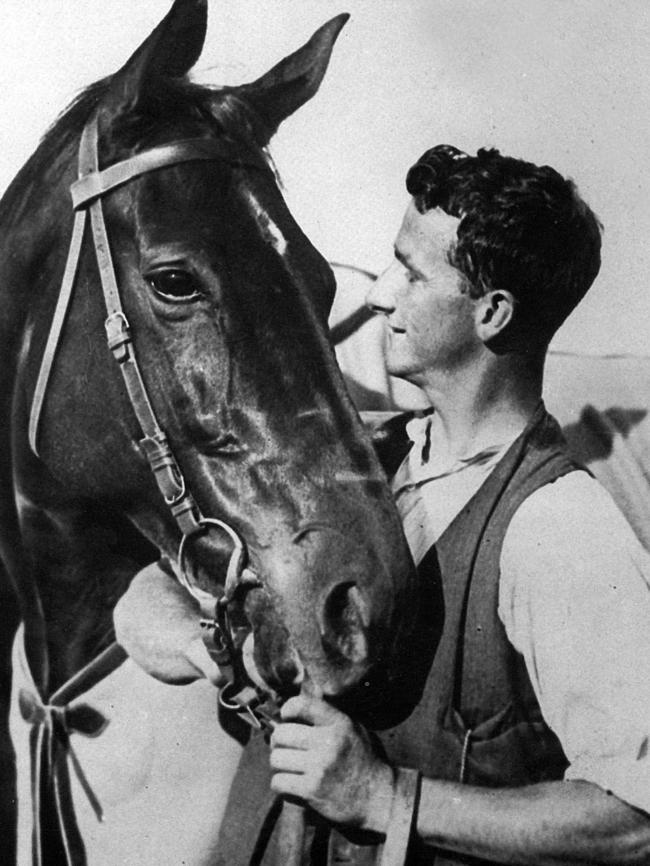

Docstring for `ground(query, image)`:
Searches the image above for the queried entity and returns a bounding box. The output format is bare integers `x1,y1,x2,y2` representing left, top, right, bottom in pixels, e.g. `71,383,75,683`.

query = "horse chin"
244,630,410,730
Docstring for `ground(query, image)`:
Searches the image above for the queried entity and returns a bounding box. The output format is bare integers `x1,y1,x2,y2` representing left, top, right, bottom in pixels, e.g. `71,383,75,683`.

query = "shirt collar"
402,409,521,485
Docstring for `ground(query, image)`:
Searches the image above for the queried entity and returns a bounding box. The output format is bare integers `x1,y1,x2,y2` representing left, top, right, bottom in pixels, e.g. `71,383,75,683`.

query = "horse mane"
0,75,276,225
0,80,109,224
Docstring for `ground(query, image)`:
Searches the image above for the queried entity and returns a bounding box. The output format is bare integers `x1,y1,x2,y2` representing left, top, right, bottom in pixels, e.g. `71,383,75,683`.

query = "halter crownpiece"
28,112,278,729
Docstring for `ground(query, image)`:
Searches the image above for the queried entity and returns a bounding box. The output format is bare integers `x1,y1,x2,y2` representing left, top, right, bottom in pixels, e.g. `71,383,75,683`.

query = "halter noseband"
28,114,276,729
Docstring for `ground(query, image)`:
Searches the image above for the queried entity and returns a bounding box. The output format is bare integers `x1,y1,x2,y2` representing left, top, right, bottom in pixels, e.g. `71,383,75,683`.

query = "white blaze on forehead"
242,189,288,257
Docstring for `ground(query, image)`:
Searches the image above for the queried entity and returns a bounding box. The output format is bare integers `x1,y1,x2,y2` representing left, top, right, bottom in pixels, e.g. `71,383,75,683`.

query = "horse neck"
0,134,77,397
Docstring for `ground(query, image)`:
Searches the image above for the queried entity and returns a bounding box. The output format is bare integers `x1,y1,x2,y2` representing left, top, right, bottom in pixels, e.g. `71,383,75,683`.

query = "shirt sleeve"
499,469,650,815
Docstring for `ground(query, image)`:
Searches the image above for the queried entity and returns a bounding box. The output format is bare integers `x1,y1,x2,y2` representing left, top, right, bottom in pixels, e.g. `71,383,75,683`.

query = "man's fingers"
270,722,314,750
269,747,308,774
302,680,324,701
269,772,306,799
280,693,341,726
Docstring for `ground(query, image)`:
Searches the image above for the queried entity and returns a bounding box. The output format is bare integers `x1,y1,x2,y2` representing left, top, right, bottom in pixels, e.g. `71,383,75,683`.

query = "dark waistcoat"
363,403,580,866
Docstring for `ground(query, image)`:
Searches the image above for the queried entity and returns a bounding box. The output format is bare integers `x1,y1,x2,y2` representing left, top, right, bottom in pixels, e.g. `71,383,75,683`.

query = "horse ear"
100,0,207,119
238,14,350,141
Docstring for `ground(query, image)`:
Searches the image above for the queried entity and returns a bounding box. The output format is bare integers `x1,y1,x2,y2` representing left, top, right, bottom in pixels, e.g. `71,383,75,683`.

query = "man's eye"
396,261,419,283
148,270,202,302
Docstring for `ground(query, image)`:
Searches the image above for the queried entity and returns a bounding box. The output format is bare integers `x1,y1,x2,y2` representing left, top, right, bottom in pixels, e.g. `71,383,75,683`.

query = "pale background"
2,0,649,356
2,4,650,858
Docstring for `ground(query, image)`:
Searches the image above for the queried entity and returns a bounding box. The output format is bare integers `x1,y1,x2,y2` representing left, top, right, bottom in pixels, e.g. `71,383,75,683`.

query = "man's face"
366,203,481,386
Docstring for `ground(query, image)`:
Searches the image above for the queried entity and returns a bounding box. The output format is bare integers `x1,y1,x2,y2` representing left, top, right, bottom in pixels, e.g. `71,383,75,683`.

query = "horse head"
5,0,431,724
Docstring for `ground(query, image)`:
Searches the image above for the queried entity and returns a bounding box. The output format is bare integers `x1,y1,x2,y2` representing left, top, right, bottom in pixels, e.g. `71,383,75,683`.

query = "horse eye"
147,269,202,302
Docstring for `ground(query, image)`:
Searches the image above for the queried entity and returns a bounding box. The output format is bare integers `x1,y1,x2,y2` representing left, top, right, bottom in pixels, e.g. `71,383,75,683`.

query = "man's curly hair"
406,145,602,349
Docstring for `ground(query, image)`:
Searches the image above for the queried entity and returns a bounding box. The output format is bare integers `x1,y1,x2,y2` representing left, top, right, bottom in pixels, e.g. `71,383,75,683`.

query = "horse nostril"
320,582,369,665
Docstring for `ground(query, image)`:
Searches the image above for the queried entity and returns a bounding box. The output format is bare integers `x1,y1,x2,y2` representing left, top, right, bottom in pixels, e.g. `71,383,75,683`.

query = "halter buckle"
139,433,188,508
105,312,132,363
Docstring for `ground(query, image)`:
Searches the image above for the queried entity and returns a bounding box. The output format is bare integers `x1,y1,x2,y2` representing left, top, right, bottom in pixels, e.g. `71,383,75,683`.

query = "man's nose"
365,262,400,314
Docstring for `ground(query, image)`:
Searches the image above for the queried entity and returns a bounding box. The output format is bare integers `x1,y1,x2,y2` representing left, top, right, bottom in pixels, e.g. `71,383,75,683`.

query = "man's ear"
474,290,515,343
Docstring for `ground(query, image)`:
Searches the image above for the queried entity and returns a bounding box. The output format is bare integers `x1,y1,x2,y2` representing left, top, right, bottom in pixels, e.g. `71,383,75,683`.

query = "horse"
0,1,432,863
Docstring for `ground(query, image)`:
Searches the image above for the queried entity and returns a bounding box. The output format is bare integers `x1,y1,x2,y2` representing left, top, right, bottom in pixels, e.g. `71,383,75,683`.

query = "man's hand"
269,691,395,833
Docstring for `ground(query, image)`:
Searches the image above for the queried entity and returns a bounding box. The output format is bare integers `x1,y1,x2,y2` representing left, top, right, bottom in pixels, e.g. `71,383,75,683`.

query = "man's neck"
414,353,544,461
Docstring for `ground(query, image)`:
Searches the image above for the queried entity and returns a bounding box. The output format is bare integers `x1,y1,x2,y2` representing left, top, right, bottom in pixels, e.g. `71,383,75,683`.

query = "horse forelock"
97,79,278,179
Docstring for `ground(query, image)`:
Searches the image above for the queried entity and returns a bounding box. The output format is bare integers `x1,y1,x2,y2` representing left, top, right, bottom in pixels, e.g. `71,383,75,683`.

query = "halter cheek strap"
28,115,266,537
78,117,200,536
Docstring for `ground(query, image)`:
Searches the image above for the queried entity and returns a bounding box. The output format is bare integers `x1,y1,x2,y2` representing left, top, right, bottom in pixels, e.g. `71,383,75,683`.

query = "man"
265,146,650,865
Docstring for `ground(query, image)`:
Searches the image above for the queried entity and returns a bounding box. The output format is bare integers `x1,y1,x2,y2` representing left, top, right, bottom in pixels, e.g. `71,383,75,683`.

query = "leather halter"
28,114,277,728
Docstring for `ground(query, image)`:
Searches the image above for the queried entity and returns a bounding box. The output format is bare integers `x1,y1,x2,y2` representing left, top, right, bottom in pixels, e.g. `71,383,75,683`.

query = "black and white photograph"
1,2,649,864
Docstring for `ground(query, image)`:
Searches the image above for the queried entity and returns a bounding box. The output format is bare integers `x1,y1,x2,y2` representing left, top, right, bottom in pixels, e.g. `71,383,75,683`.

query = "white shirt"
392,411,650,815
392,413,518,562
